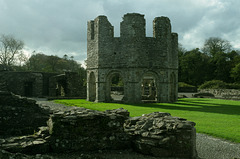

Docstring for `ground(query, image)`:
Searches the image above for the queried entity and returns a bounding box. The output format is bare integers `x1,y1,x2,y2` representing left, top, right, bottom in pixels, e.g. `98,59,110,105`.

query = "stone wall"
48,108,131,152
49,72,86,97
0,71,86,98
0,92,197,158
0,71,45,97
47,109,197,158
199,89,240,100
0,91,49,137
124,112,197,158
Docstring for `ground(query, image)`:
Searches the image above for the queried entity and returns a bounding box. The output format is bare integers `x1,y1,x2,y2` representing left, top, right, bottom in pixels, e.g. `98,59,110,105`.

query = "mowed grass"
55,98,240,143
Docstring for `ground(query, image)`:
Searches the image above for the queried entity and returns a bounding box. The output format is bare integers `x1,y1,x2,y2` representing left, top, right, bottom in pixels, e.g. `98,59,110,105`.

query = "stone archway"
88,72,96,102
106,72,124,102
141,72,158,102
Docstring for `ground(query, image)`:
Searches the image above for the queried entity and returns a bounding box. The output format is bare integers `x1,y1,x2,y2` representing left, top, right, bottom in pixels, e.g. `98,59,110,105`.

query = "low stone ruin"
48,108,131,152
199,89,240,100
0,91,198,158
0,91,49,137
124,112,197,158
0,71,86,98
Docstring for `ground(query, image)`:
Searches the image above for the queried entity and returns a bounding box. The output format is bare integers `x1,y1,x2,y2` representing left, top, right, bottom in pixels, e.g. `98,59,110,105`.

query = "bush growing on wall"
228,83,240,89
199,80,240,89
199,80,228,89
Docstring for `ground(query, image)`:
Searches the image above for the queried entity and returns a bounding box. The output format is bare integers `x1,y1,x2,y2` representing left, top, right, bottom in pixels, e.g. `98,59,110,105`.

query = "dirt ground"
46,149,160,159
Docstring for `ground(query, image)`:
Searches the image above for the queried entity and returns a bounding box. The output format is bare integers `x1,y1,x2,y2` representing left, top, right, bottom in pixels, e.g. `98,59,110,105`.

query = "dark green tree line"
25,52,86,75
179,37,240,86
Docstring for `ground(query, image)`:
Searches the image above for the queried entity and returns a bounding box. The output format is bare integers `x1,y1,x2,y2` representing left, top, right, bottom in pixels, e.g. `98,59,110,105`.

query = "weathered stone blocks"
199,89,240,100
124,112,197,158
48,108,131,152
47,108,197,158
0,91,49,137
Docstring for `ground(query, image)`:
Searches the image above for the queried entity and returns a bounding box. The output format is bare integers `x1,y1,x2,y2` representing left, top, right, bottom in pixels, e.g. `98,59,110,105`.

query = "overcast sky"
0,0,240,64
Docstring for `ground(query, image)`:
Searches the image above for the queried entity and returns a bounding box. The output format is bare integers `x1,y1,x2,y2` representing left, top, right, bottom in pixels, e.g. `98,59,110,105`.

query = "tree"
178,43,186,56
231,63,240,82
211,51,232,82
178,48,213,86
48,55,60,72
202,37,231,56
17,51,29,66
27,53,49,71
0,35,24,69
26,53,85,74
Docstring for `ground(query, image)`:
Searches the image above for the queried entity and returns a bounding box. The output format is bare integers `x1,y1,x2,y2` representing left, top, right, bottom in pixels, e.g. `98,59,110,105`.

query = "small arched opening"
108,73,124,102
141,72,158,102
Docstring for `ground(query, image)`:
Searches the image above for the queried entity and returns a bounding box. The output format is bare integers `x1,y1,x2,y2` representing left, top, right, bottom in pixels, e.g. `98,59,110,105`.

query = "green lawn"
55,98,240,143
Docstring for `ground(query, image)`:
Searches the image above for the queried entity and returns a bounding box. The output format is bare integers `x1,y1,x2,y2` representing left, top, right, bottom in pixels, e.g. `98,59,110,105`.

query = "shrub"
199,80,229,89
199,80,240,89
228,83,240,89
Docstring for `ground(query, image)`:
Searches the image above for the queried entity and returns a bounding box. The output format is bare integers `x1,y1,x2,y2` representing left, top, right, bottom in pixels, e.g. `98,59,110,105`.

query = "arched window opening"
110,73,124,102
141,73,157,102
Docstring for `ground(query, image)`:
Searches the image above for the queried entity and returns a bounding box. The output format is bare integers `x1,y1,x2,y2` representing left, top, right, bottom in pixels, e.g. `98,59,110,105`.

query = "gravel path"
36,99,240,159
197,133,240,159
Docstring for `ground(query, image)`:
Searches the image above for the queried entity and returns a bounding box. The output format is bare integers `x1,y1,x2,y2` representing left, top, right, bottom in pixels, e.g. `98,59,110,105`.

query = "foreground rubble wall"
0,91,197,158
124,112,197,158
48,108,132,152
49,109,197,158
0,91,49,137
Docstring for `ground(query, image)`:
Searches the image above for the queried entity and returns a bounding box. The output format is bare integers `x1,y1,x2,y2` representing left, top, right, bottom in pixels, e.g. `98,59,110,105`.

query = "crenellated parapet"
87,13,178,69
120,13,146,39
153,16,172,39
87,15,114,41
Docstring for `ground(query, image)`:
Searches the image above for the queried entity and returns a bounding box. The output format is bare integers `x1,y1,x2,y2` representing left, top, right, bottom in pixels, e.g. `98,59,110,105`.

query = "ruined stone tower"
86,13,178,103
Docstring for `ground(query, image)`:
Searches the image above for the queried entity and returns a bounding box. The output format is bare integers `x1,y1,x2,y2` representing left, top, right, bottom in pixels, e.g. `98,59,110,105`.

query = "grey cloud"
0,0,240,63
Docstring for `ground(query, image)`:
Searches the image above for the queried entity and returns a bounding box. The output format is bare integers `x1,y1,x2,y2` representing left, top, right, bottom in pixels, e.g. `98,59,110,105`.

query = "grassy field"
55,98,240,143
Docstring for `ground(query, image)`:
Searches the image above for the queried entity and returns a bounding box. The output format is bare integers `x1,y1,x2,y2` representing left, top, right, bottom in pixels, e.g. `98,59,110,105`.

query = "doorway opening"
56,80,67,97
24,82,33,97
110,73,124,102
141,73,157,102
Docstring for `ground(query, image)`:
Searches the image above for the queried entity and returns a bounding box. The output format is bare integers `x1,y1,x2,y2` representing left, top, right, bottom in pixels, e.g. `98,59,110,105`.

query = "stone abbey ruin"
86,13,178,103
0,13,199,159
0,71,86,98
